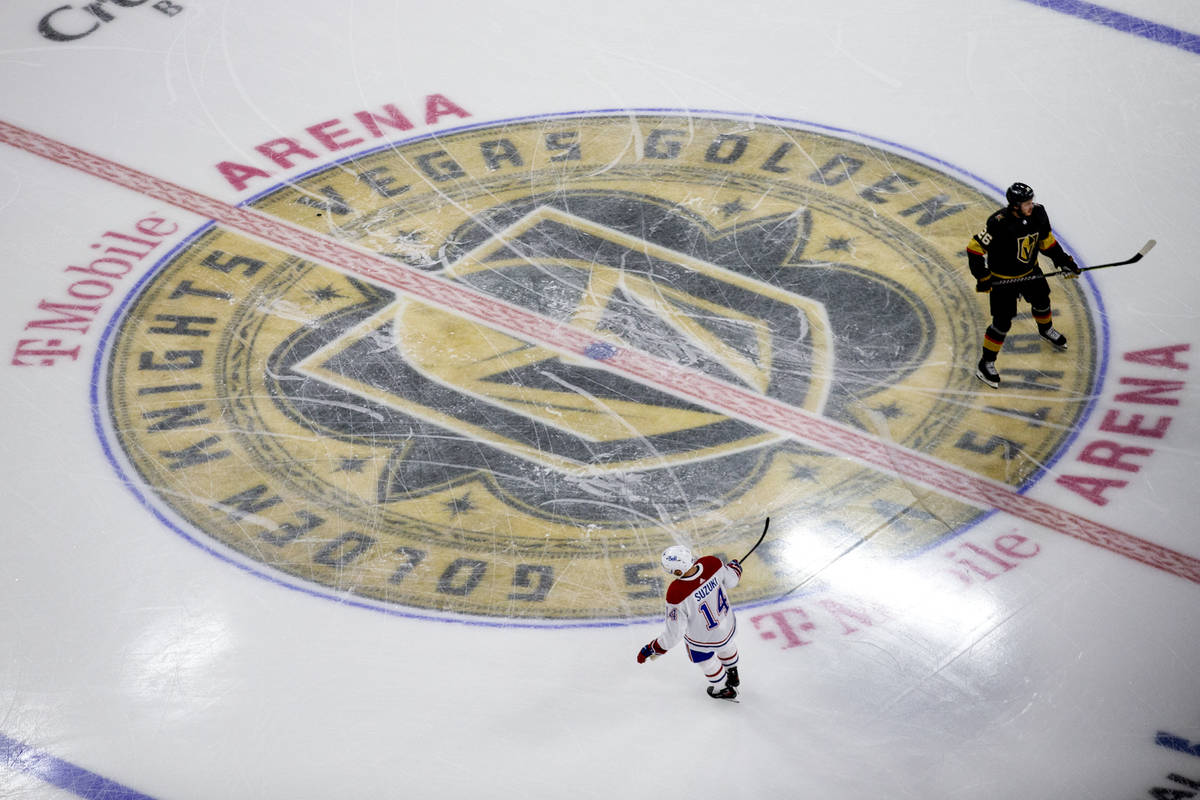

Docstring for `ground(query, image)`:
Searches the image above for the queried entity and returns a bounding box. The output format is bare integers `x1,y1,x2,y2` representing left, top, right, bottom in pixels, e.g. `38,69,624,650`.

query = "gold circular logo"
101,112,1098,623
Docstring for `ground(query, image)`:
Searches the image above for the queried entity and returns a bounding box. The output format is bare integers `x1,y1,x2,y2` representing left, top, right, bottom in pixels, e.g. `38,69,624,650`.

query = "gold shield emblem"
1017,232,1040,263
297,206,833,473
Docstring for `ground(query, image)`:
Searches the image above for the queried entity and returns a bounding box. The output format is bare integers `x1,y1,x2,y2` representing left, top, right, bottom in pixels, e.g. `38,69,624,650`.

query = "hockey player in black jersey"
966,182,1081,388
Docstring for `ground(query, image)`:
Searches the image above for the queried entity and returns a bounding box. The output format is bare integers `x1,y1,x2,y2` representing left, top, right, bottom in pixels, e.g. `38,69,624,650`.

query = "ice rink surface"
1,1,1199,797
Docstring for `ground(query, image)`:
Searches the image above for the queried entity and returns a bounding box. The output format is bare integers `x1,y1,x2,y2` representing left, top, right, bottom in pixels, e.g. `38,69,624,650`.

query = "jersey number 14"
698,587,730,629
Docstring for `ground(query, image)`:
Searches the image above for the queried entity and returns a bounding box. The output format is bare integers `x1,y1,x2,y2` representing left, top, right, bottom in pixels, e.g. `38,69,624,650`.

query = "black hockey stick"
738,517,770,563
991,239,1156,286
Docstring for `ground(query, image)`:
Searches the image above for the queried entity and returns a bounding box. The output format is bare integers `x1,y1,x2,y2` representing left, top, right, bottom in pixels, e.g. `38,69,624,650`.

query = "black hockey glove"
1060,256,1081,278
974,275,992,293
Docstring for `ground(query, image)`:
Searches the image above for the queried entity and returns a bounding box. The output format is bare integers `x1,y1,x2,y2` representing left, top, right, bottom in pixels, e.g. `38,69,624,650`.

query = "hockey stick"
991,239,1156,286
738,517,771,563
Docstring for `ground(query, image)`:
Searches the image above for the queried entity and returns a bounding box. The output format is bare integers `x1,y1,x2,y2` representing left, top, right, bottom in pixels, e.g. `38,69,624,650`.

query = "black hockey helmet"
1005,182,1035,206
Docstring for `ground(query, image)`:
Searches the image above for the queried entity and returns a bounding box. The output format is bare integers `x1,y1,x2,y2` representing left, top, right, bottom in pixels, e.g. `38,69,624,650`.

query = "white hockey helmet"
661,545,695,576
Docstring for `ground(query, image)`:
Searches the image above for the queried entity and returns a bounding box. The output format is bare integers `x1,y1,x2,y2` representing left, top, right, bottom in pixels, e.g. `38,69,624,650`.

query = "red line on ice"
3,119,1197,586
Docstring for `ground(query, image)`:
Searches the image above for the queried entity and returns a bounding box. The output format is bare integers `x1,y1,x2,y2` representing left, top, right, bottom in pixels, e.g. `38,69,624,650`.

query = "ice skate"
1039,326,1068,350
707,685,738,701
976,358,1001,389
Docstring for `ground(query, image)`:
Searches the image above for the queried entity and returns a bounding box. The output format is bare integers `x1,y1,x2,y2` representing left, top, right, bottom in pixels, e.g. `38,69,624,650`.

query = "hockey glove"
1060,256,1081,278
974,276,992,293
727,559,743,577
637,640,667,663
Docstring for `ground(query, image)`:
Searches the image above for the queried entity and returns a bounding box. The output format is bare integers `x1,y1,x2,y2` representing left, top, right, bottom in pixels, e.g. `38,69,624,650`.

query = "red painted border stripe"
3,119,1198,585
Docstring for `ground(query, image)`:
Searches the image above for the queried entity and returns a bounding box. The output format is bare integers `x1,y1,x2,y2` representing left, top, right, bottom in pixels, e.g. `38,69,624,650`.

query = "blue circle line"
1017,0,1200,56
0,731,157,800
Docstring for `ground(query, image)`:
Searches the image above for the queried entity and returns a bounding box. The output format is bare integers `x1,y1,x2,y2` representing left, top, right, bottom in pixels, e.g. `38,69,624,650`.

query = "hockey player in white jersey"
636,545,743,700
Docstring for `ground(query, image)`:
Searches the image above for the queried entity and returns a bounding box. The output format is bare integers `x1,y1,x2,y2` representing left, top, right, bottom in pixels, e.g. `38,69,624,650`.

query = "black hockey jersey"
966,203,1070,280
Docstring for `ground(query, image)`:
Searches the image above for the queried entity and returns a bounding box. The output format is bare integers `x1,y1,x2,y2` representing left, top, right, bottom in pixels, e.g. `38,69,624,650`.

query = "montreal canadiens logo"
100,112,1099,623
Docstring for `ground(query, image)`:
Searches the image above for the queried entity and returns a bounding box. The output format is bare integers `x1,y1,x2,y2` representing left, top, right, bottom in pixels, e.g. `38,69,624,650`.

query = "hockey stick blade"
739,517,770,563
1083,238,1156,270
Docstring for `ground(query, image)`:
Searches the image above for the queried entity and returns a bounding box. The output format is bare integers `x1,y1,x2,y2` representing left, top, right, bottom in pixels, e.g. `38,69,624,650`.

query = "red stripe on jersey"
665,555,723,605
685,623,737,650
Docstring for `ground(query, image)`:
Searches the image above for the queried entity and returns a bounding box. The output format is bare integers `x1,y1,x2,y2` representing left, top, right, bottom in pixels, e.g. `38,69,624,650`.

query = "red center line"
4,119,1198,585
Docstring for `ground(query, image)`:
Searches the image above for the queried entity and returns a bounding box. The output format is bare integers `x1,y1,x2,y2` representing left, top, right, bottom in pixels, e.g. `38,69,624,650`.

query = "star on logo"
789,464,819,482
444,494,475,516
307,284,346,303
822,236,854,253
334,457,368,473
874,402,905,419
718,198,748,217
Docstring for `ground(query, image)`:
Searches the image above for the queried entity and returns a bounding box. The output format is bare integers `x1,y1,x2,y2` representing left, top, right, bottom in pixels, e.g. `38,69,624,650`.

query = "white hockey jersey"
655,555,741,652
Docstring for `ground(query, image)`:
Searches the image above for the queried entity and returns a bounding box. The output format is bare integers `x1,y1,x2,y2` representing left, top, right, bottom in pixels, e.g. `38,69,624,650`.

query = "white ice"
1,1,1199,798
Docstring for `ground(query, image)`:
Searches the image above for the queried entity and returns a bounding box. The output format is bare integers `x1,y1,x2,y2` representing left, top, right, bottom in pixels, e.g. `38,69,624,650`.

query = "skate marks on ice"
2,110,1195,627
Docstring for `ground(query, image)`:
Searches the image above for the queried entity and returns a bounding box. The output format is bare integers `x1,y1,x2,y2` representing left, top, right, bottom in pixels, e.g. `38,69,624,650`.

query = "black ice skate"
1039,326,1068,350
724,666,739,688
707,685,738,701
976,358,1001,389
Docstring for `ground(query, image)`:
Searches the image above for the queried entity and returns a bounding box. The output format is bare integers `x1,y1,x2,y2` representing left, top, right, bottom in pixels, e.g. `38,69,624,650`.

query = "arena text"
1055,344,1189,506
214,95,472,192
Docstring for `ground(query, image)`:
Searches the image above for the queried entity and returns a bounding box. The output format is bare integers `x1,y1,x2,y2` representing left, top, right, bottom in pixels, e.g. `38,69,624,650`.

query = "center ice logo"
100,112,1100,624
295,205,833,476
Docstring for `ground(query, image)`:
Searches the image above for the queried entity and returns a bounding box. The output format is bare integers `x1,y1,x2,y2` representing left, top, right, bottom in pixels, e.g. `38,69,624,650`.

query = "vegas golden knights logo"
1017,232,1041,263
100,113,1100,623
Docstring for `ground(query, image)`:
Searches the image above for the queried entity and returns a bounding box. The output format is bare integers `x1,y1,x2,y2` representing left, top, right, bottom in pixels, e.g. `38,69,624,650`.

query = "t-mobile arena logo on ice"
96,111,1102,625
